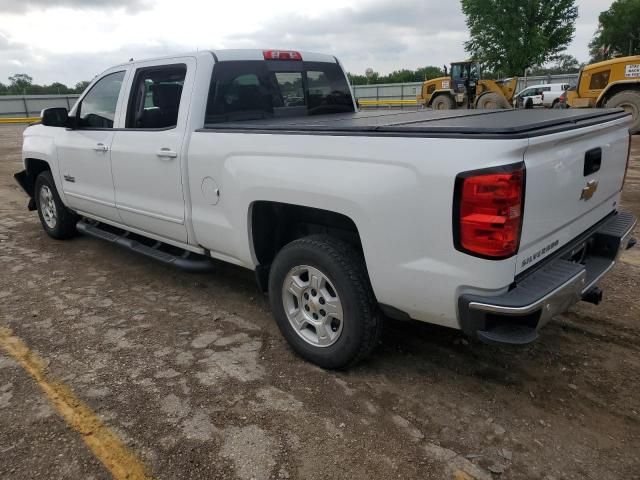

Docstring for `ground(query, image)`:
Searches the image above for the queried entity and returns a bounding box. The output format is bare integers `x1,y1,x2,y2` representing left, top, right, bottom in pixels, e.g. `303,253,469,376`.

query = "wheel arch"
596,80,640,107
248,201,365,292
20,158,52,197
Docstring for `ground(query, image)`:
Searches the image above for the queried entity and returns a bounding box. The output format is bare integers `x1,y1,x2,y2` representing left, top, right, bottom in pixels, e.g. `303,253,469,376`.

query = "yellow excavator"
417,60,517,110
557,55,640,133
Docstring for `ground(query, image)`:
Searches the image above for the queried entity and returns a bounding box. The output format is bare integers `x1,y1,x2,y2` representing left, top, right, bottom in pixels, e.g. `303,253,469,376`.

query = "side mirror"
41,107,68,127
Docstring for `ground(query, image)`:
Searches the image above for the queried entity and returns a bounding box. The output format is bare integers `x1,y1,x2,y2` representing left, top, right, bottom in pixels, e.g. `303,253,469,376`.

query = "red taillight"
454,164,525,258
263,50,302,61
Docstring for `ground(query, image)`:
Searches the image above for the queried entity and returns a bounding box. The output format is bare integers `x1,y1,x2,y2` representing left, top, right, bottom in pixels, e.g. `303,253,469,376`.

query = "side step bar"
76,220,214,273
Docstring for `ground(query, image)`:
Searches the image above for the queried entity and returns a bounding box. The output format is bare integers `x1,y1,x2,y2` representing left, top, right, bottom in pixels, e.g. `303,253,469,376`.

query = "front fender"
21,125,67,205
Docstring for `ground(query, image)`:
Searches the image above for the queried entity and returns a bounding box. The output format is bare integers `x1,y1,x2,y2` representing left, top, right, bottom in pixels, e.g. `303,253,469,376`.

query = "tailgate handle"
584,148,602,176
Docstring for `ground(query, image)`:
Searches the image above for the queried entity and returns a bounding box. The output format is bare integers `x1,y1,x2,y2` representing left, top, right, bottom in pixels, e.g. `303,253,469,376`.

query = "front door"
57,70,127,223
110,58,194,243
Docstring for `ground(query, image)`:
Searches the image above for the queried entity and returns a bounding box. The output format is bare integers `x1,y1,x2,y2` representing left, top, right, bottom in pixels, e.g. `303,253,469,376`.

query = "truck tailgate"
516,116,631,275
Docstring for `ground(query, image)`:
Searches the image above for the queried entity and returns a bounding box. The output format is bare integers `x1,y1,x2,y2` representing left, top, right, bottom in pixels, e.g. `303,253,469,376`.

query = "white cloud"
0,0,614,86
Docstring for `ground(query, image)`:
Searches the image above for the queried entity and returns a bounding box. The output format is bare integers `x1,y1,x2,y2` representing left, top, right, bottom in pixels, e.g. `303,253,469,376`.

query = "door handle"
156,148,177,158
93,143,109,152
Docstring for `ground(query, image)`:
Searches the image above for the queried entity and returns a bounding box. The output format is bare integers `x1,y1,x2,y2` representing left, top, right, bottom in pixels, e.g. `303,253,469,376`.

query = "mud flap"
13,170,37,211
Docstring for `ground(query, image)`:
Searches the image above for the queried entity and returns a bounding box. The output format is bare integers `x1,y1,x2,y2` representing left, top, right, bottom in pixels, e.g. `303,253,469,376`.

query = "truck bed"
201,108,630,139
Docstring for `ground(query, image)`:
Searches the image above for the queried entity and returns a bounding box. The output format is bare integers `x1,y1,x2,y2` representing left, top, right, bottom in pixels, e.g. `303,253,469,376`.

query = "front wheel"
268,235,382,369
431,94,455,110
476,92,510,109
35,171,78,239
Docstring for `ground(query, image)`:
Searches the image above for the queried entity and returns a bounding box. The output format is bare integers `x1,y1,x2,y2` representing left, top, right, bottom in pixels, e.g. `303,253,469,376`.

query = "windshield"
451,64,463,79
205,60,354,124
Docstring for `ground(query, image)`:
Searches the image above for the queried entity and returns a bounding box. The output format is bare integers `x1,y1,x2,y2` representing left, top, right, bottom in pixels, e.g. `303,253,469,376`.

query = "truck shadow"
364,316,580,388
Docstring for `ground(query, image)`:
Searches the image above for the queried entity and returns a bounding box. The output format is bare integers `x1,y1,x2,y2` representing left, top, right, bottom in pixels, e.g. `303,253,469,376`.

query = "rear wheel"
268,235,382,369
476,92,511,110
605,90,640,133
35,171,78,239
431,94,455,110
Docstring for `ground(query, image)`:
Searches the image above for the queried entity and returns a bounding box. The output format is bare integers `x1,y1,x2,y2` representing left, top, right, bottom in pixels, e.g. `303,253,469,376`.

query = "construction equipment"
559,55,640,133
417,60,517,110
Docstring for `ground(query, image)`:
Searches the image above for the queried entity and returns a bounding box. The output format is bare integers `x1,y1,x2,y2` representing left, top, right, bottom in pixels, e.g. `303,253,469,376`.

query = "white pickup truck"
15,49,637,368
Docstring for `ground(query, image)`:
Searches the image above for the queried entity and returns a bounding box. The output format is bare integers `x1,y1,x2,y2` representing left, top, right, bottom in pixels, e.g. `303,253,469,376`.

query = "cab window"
77,71,125,129
126,64,186,129
275,72,305,107
205,60,354,124
589,70,610,90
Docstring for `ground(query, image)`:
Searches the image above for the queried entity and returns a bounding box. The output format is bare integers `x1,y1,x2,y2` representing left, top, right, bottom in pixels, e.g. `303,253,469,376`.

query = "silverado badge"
580,179,598,201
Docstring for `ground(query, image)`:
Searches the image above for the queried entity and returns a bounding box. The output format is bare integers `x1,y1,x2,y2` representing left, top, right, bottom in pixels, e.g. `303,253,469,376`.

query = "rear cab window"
204,59,354,124
126,64,186,129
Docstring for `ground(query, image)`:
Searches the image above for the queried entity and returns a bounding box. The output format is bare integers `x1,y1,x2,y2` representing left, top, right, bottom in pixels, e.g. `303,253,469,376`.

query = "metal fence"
352,82,423,109
0,94,80,118
352,74,580,108
1,74,581,118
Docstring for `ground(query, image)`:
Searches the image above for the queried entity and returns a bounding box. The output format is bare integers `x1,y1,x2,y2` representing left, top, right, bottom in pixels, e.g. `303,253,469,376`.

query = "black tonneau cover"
201,108,630,139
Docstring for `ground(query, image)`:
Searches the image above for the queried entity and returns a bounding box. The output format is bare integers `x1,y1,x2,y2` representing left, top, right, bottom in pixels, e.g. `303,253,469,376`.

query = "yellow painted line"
0,117,40,124
0,327,153,480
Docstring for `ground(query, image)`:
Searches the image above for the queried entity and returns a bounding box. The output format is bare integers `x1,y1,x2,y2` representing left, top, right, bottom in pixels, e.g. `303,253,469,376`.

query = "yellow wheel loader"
417,61,517,110
558,55,640,133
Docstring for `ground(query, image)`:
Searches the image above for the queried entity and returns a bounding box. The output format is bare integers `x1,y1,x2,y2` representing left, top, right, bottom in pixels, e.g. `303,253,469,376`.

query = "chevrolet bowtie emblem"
580,179,598,201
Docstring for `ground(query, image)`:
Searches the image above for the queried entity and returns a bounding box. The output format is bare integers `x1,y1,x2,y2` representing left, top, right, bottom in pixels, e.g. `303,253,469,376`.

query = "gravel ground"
0,124,639,480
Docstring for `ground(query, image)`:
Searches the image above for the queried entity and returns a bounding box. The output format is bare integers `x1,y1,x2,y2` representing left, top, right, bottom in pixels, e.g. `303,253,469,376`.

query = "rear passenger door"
110,58,195,244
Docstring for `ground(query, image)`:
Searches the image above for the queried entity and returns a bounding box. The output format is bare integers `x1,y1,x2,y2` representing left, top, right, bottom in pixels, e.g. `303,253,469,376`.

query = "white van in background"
514,83,570,108
541,83,571,108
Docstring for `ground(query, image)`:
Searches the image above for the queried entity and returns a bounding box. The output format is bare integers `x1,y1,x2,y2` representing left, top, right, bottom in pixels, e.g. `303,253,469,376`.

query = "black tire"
605,90,640,134
476,92,511,109
525,98,534,109
551,99,559,109
34,171,78,239
268,235,382,369
431,94,455,110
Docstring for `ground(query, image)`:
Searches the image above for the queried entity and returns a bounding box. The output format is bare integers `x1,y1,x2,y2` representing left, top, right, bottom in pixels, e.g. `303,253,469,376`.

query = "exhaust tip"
582,286,603,305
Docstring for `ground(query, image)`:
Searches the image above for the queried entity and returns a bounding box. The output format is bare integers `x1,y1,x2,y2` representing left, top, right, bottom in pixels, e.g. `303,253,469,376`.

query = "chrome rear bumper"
458,211,637,344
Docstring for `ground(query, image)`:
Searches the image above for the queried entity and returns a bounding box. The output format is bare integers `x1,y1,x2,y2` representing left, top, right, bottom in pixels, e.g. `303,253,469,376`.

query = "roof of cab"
212,49,337,63
583,55,640,71
114,49,337,68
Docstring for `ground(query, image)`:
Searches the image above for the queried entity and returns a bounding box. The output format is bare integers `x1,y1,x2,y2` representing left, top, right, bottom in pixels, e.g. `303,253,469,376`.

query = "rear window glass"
205,60,354,124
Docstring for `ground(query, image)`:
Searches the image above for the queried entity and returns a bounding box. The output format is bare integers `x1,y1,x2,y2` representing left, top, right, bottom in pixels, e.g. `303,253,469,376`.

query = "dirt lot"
0,124,639,480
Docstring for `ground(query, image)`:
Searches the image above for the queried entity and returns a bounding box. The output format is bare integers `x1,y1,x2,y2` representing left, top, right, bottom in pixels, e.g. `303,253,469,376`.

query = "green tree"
588,0,640,61
48,82,72,94
8,73,33,94
415,66,445,81
529,53,581,75
461,0,579,76
74,80,91,93
347,66,444,85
